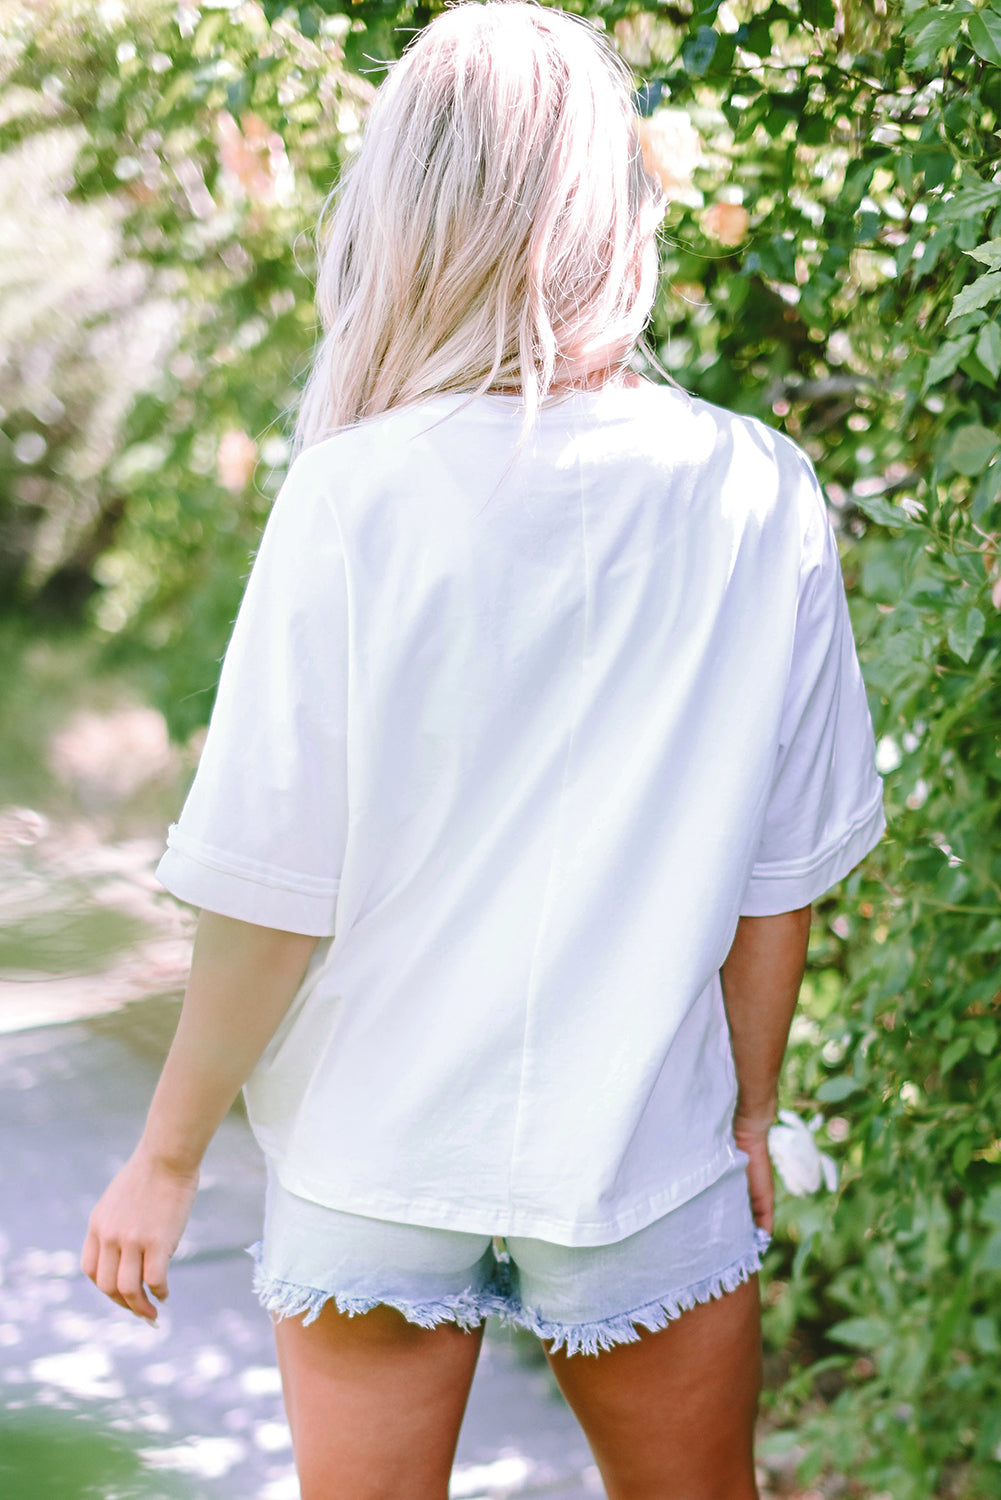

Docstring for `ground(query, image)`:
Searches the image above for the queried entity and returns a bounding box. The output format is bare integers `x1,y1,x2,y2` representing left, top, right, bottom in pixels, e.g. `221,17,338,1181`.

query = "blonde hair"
294,0,665,455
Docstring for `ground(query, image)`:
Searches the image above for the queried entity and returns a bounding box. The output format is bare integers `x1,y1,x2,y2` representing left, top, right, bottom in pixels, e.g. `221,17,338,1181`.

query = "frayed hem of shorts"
246,1243,507,1331
500,1225,772,1357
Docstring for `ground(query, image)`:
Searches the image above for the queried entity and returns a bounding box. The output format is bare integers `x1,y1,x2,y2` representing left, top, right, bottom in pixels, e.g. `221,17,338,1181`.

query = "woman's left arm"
81,910,319,1323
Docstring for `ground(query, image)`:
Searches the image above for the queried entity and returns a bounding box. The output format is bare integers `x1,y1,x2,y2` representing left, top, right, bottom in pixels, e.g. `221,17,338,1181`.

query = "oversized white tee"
156,380,885,1245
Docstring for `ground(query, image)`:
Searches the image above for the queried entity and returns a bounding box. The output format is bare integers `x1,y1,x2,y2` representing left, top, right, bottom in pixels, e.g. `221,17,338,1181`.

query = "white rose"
768,1110,839,1197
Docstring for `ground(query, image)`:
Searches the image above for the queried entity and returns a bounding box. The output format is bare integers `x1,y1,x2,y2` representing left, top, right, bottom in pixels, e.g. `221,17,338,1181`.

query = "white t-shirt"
156,380,885,1245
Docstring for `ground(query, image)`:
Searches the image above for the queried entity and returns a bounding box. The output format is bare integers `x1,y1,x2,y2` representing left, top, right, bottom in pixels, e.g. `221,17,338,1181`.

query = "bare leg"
274,1302,485,1500
544,1275,762,1500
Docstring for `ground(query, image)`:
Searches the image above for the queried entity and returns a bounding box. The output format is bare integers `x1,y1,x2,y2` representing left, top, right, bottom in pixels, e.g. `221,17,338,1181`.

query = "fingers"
733,1126,776,1235
80,1229,99,1282
143,1246,170,1305
94,1239,131,1312
740,1139,774,1235
86,1233,162,1322
748,1190,773,1235
117,1243,158,1322
752,1191,774,1236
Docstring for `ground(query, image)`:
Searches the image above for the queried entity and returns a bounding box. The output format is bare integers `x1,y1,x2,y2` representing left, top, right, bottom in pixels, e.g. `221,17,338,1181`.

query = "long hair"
294,0,666,455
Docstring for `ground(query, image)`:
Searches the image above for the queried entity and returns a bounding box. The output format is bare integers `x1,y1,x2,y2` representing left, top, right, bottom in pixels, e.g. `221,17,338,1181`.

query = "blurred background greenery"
0,1408,190,1500
1,0,1000,1496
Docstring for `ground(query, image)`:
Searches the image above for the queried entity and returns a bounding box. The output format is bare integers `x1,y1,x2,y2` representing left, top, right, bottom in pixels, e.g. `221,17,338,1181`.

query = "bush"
627,2,1000,1490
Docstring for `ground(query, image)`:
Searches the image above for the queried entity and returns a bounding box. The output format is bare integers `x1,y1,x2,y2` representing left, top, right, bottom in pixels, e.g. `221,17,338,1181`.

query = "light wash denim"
249,1153,769,1357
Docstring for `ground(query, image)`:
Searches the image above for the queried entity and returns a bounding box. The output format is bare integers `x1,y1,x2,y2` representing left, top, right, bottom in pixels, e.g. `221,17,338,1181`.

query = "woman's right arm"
81,910,319,1323
720,905,812,1233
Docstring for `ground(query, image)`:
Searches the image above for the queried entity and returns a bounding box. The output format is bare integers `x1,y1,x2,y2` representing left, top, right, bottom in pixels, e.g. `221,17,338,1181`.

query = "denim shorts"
250,1154,769,1357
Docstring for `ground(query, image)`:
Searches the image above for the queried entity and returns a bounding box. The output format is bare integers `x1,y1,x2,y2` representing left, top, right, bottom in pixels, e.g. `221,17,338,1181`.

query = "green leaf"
981,1187,1001,1228
842,158,877,212
978,1232,1001,1270
975,321,1001,381
905,9,962,68
949,423,1001,475
969,917,1001,952
934,182,1001,222
828,1316,890,1349
940,1034,971,1072
792,1230,817,1279
856,210,880,244
854,494,909,528
910,148,953,193
973,463,1001,519
758,1428,803,1458
932,1267,974,1363
815,1074,863,1102
953,548,985,585
801,0,836,27
900,4,942,35
974,1019,997,1055
962,350,1000,389
633,80,666,117
924,334,975,388
862,543,909,602
967,237,1001,268
225,75,252,114
968,10,1001,64
740,16,775,56
948,605,986,662
947,271,1001,322
972,1315,1001,1355
681,26,718,76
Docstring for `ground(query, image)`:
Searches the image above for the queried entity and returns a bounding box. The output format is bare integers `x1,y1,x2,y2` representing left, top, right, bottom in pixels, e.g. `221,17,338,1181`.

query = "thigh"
275,1301,485,1500
255,1173,500,1500
544,1274,762,1500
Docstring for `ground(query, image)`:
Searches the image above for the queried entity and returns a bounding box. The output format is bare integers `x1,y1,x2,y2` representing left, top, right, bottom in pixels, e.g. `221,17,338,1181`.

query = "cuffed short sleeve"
740,460,885,917
155,453,348,936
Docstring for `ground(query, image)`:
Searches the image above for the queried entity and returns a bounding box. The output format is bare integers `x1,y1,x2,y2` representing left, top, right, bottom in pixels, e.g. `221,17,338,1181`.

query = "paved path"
0,1004,600,1500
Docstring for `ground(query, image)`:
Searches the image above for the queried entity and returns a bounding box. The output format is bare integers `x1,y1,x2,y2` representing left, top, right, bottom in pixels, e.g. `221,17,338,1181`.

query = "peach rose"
216,110,289,205
702,202,750,247
216,429,258,493
637,109,702,196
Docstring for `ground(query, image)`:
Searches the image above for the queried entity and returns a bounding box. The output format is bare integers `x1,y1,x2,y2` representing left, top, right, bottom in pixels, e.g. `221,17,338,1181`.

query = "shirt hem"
740,788,885,917
163,824,341,897
156,846,338,937
252,1139,743,1247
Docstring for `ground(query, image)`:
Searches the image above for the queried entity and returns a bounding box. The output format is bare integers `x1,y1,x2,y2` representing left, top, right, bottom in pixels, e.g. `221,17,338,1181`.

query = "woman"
82,4,885,1497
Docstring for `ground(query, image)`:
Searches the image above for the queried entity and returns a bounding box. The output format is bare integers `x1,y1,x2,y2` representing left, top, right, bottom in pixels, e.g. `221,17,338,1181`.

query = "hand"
81,1145,199,1323
732,1116,774,1236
